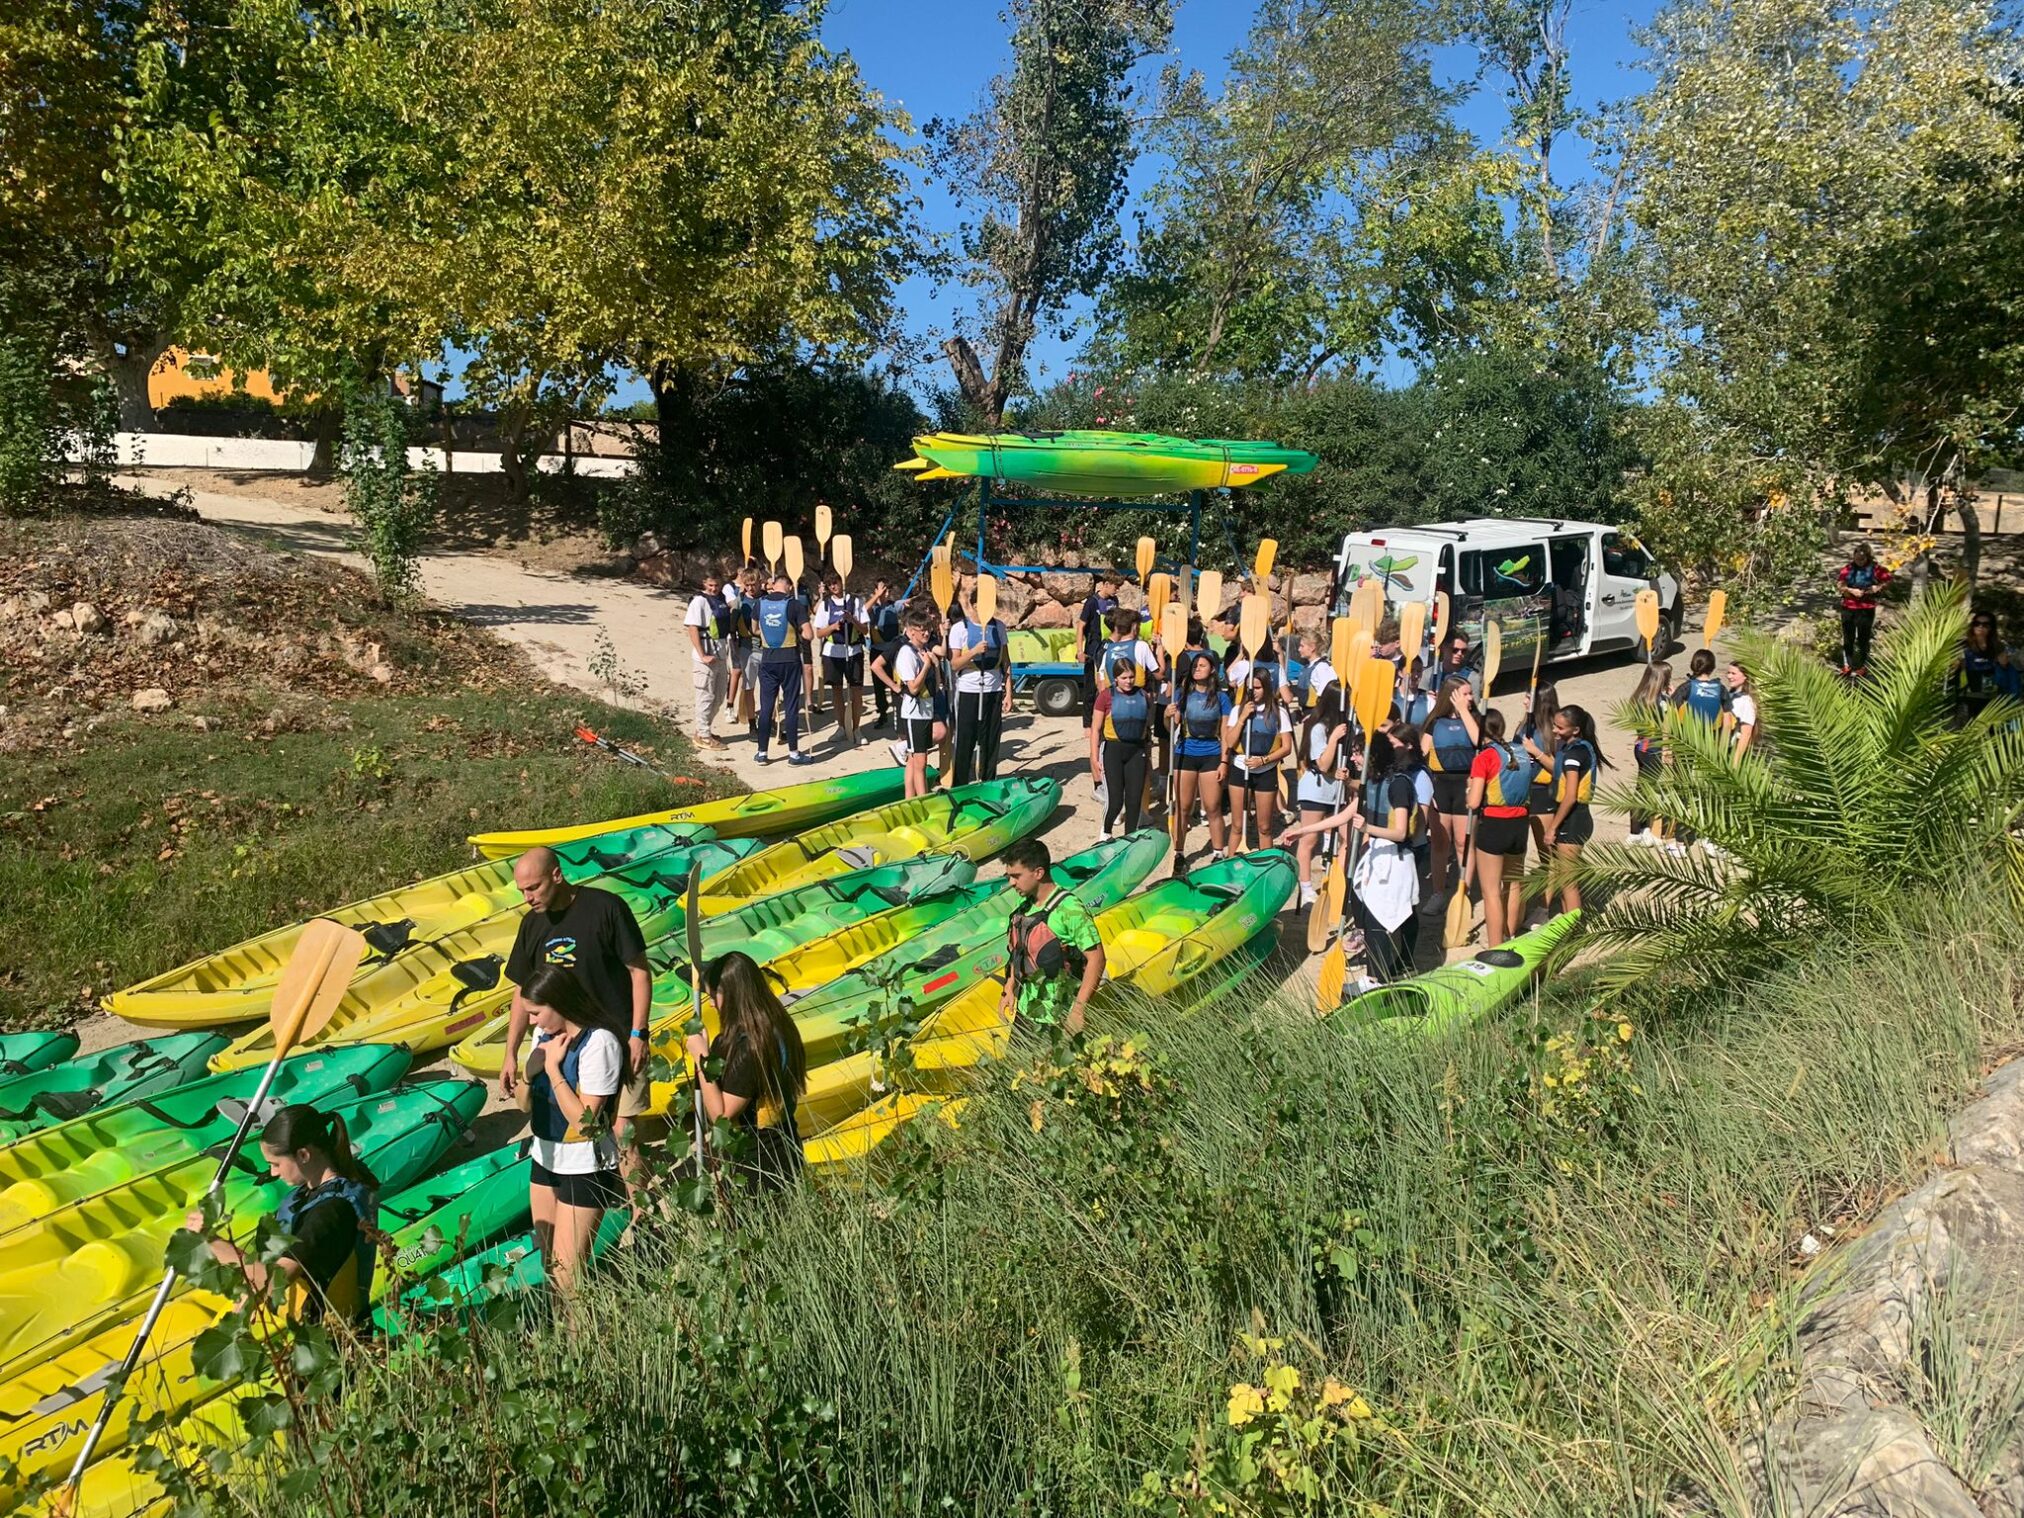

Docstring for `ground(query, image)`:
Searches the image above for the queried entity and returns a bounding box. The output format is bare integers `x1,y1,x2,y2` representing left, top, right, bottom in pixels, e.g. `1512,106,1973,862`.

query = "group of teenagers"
684,563,1017,792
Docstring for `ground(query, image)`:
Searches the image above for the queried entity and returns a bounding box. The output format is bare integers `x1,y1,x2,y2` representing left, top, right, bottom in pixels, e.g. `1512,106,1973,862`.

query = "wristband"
629,1029,648,1040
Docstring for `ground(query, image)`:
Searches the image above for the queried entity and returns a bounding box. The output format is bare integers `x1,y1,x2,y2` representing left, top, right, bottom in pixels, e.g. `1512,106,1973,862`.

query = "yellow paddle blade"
1240,592,1270,659
269,918,368,1052
1136,535,1156,587
1148,571,1172,629
1484,620,1503,691
912,467,961,481
891,457,931,471
832,534,854,590
1703,589,1728,646
1433,591,1451,649
1398,598,1427,664
975,573,998,626
1444,886,1472,948
1306,892,1332,953
762,520,784,571
1348,581,1380,638
1634,587,1661,649
1198,571,1224,627
1315,942,1347,1012
741,517,753,566
1253,537,1278,585
1324,853,1347,922
1329,617,1354,688
1353,655,1393,739
930,544,955,615
815,502,833,554
784,535,805,587
1160,602,1186,667
1344,630,1373,693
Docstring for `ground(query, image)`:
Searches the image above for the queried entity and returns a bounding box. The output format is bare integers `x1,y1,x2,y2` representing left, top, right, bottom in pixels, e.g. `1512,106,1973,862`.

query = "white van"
1330,517,1682,668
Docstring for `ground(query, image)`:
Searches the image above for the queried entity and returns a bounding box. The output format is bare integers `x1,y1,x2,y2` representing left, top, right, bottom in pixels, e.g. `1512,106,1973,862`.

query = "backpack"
277,1174,378,1321
1483,740,1541,808
1678,676,1727,726
1008,890,1089,986
757,594,799,652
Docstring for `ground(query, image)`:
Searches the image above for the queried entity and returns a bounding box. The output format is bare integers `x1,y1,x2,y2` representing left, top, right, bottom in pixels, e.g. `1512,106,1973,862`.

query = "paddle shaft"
684,866,709,1172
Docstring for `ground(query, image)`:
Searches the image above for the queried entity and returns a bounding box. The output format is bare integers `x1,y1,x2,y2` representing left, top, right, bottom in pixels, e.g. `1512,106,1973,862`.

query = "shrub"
341,391,438,601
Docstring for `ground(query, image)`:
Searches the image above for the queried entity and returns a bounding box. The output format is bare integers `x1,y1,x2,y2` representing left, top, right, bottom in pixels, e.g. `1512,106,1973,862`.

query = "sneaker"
754,750,770,765
1299,883,1318,907
888,739,908,767
854,732,867,749
1665,841,1688,858
696,735,727,751
787,751,815,767
1347,974,1381,996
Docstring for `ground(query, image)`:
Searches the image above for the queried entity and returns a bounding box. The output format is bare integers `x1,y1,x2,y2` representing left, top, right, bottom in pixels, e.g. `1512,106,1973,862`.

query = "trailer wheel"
1035,678,1080,718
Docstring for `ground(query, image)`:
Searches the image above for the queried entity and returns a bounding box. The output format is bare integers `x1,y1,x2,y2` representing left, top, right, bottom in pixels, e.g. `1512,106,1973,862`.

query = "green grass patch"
0,689,710,1027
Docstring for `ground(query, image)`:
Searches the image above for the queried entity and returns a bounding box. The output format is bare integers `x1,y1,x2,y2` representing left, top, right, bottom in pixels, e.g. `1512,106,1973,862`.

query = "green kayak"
896,430,1319,497
207,837,761,1072
0,1077,485,1381
1332,911,1581,1036
0,1033,228,1142
105,821,722,1029
0,1044,413,1232
0,1032,80,1078
381,1208,631,1334
0,1141,528,1496
450,853,979,1076
782,828,1171,1062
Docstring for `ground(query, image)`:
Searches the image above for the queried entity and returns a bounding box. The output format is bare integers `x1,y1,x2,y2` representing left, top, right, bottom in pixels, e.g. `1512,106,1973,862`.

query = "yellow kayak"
805,1094,968,1167
465,768,918,858
692,777,1060,913
104,822,718,1029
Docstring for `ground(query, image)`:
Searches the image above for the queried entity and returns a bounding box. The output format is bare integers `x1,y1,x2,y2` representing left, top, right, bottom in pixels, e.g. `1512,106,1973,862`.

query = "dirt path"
118,473,1661,991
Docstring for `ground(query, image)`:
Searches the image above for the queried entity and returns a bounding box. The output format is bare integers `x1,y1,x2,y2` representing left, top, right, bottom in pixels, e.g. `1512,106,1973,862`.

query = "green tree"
933,0,1172,427
1572,585,2024,993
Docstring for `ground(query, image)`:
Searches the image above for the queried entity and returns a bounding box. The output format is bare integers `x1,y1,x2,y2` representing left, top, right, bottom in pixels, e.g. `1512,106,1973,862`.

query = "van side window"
1459,546,1546,598
1602,532,1652,579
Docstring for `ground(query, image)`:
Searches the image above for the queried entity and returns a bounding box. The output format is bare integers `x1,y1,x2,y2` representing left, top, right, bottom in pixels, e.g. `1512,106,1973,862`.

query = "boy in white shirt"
813,571,869,747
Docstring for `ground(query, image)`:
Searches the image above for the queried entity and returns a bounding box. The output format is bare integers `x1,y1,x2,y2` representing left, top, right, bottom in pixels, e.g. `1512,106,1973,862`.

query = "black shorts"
1175,749,1222,774
531,1160,625,1210
1429,772,1470,814
822,651,865,687
903,716,938,756
1554,804,1595,846
1475,813,1529,856
1298,798,1339,816
1236,766,1281,793
1528,786,1554,816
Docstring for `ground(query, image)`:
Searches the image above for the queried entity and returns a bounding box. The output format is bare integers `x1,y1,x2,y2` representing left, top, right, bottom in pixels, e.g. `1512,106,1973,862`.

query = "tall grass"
241,896,2021,1517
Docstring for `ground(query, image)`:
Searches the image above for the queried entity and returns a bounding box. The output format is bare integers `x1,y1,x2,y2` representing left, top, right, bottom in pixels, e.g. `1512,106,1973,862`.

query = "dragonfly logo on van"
1495,555,1533,578
1369,553,1418,576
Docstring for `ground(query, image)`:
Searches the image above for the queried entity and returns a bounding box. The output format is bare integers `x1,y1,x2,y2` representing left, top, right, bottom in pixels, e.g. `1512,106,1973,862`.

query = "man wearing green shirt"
998,838,1106,1034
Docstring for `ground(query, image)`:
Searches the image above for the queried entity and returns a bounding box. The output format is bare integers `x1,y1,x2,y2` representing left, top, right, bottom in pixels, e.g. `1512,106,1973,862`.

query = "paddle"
1398,599,1428,696
976,572,999,628
1239,592,1270,662
833,535,854,593
62,919,368,1497
930,544,957,787
1634,587,1661,665
1329,616,1355,703
1136,535,1156,602
1253,537,1278,589
1315,657,1397,1009
574,724,706,787
785,536,811,721
1703,589,1728,647
682,863,711,1192
815,503,833,566
1197,570,1225,638
1433,590,1451,651
742,517,754,569
1161,600,1187,815
1349,580,1382,639
763,520,784,574
1444,864,1474,949
1484,619,1503,692
1147,572,1172,637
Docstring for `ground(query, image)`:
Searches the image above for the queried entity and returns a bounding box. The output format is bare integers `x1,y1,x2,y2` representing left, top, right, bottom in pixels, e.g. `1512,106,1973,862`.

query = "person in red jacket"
1836,543,1891,676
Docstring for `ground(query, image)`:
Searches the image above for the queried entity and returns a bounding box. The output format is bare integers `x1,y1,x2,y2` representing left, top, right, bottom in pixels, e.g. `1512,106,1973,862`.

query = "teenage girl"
1722,661,1759,757
1467,709,1536,948
1420,677,1480,897
1280,727,1420,981
686,952,809,1196
1541,704,1606,914
1291,687,1350,906
1090,657,1155,836
1626,661,1672,843
520,963,629,1292
1958,612,2020,723
1393,658,1432,728
1519,681,1560,870
1391,721,1434,883
1168,651,1232,870
186,1104,379,1327
1226,668,1293,849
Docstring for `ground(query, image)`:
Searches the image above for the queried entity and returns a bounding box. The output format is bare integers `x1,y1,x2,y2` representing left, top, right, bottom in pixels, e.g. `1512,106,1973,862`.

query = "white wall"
88,433,637,477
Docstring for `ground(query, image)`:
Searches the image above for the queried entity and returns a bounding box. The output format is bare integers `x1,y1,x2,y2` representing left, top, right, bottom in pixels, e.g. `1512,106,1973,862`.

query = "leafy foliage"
341,393,438,603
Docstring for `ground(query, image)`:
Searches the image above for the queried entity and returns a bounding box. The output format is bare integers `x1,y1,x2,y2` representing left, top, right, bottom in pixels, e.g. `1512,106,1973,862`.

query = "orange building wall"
147,348,293,408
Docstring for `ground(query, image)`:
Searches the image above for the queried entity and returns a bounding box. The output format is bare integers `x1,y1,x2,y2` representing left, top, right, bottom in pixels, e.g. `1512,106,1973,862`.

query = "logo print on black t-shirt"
542,936,579,967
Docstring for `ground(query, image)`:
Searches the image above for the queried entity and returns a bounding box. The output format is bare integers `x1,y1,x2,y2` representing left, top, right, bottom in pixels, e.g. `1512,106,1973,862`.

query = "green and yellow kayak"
0,1032,79,1078
205,837,759,1071
895,429,1318,497
0,1033,228,1142
104,823,721,1028
465,768,919,858
693,777,1060,912
1332,911,1580,1034
451,854,979,1079
0,1077,484,1381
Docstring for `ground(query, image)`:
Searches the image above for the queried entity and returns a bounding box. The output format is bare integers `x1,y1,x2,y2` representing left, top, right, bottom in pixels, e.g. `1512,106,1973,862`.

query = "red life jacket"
1007,889,1088,985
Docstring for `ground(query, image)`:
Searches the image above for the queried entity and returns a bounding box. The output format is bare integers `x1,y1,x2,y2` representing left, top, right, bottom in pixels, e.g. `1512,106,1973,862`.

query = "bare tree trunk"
942,335,996,428
308,407,343,477
499,411,529,504
93,340,159,433
1957,498,1982,590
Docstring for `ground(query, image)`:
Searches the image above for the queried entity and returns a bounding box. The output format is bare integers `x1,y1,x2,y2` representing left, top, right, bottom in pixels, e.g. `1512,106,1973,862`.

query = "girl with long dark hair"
1419,677,1480,899
520,963,629,1291
1519,681,1561,869
686,952,809,1195
1467,708,1535,948
1542,703,1608,914
1226,668,1292,850
184,1103,381,1327
1292,686,1349,906
1167,650,1232,871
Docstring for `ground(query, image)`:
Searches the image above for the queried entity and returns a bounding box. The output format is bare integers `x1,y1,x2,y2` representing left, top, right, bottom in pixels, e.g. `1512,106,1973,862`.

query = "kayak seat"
1106,928,1170,975
0,1177,63,1219
1197,880,1247,900
71,1236,150,1304
1471,949,1524,969
884,826,933,856
1140,912,1206,942
361,918,416,958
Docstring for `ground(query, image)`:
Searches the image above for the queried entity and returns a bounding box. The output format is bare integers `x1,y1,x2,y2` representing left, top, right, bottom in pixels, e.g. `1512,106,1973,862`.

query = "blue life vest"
870,602,901,644
1679,676,1726,725
1104,687,1150,744
1098,637,1140,690
963,619,1004,672
1182,689,1224,742
1556,738,1599,804
1483,740,1541,809
1962,646,2008,697
1363,772,1417,835
1428,714,1474,773
1844,563,1882,596
277,1174,377,1315
1243,706,1280,757
1395,689,1432,727
757,595,799,653
529,1030,599,1145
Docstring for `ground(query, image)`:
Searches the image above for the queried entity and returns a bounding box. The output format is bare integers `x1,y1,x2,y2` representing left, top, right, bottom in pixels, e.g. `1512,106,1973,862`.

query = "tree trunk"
498,411,532,504
308,407,343,477
96,341,159,433
941,336,995,428
1957,498,1982,590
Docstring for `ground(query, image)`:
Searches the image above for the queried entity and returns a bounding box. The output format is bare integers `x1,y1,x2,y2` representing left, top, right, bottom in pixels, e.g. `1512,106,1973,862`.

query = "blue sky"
598,0,1663,407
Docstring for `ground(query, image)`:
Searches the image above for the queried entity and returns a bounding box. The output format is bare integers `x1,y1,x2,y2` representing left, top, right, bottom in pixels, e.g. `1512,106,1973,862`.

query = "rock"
1292,571,1333,607
69,602,106,636
130,687,173,712
134,611,177,646
271,642,309,673
990,576,1035,622
191,715,213,732
368,663,394,685
1039,572,1090,604
23,591,50,615
1024,599,1074,629
50,608,73,631
634,532,665,560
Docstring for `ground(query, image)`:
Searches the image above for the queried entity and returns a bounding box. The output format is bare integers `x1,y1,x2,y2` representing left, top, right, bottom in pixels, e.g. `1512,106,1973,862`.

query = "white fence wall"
99,433,636,477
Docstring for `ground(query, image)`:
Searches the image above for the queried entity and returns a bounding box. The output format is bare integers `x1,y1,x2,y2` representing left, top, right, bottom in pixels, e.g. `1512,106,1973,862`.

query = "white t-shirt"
1296,720,1346,806
1096,637,1162,694
1730,692,1758,738
815,594,867,659
1226,704,1293,772
685,593,731,653
526,1026,623,1175
895,644,936,721
1303,658,1337,706
948,618,1010,693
